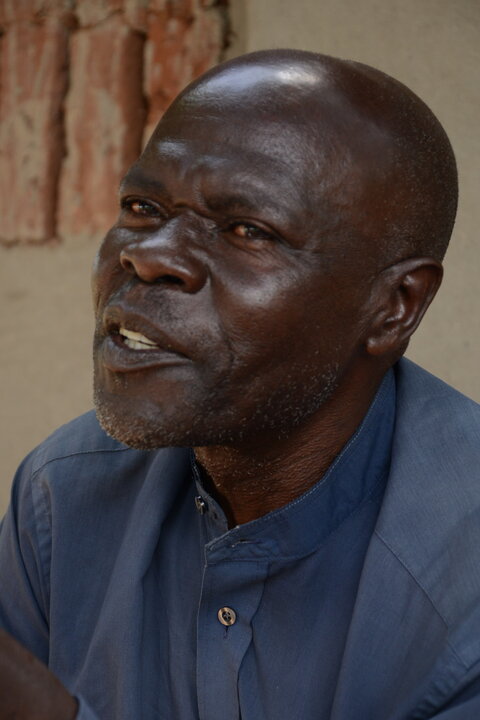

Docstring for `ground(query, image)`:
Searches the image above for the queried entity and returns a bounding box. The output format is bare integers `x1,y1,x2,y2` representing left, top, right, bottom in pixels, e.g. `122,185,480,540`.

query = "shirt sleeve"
426,669,480,718
431,696,480,718
0,451,51,665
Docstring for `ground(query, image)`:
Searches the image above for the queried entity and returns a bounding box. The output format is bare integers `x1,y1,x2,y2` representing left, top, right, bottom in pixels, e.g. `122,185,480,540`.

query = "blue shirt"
0,371,395,719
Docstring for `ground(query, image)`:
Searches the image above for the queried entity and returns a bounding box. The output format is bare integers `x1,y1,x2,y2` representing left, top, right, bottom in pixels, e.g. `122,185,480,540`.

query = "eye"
227,222,276,242
121,198,161,217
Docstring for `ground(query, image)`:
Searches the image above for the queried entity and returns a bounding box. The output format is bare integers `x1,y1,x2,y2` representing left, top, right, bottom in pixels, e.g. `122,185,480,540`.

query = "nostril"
120,255,135,274
155,274,184,285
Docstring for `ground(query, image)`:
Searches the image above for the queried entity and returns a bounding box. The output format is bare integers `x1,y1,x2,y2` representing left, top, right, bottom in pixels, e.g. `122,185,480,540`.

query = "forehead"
144,104,321,182
127,104,359,245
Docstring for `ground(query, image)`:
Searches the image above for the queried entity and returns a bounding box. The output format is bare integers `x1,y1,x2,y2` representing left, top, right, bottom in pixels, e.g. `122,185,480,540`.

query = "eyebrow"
119,168,303,232
119,171,169,198
204,191,278,215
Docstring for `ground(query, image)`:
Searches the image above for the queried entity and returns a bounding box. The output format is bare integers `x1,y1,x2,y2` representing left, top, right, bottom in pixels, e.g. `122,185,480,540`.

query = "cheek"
91,250,105,312
224,275,367,396
91,232,125,309
216,270,334,369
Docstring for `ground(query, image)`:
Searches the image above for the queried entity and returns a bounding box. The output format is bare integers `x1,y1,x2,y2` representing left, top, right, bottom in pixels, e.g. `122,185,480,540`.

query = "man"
1,49,479,719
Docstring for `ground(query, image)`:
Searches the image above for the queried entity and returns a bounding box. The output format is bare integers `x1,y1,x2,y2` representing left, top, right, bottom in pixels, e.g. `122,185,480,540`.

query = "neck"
194,372,384,527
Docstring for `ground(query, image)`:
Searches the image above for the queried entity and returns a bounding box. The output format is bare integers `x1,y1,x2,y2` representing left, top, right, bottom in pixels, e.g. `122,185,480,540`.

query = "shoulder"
6,412,191,579
392,358,480,480
0,413,192,653
395,357,480,423
9,411,190,527
27,410,131,475
375,359,480,665
386,358,480,539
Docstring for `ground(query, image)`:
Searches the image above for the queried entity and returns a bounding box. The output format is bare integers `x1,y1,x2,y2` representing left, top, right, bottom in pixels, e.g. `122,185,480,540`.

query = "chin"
96,410,168,450
93,381,229,449
94,393,191,449
93,360,342,450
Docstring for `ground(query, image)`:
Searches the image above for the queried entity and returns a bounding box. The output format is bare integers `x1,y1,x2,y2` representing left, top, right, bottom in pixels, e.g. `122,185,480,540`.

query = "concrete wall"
1,0,478,514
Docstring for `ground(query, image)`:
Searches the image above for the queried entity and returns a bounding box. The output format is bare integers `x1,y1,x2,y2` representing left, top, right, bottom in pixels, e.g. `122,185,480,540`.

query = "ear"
365,257,443,358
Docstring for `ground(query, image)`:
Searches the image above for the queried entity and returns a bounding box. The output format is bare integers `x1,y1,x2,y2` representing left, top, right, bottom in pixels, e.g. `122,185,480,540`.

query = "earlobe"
365,258,443,359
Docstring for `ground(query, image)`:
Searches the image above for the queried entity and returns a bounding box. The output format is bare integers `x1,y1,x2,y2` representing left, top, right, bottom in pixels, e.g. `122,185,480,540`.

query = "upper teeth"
119,327,158,350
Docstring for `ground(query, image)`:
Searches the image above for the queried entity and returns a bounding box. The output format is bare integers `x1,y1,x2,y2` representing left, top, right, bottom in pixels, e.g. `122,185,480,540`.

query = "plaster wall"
1,0,479,514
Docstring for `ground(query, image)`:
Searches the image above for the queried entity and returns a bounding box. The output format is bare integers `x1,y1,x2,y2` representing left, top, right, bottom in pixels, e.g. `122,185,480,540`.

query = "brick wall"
0,0,229,245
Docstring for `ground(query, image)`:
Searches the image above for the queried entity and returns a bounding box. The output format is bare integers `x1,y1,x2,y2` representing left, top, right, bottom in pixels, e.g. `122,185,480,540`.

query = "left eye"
228,222,275,241
122,199,160,217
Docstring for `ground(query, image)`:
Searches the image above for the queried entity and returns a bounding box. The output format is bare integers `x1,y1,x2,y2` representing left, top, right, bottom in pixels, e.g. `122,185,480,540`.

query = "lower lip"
99,335,190,372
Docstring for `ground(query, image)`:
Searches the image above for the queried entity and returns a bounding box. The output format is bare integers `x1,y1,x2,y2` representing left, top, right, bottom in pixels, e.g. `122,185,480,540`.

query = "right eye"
121,198,161,217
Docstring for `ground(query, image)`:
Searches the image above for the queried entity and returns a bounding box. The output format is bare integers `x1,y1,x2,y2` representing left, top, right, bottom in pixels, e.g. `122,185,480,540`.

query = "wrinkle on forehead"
156,94,359,191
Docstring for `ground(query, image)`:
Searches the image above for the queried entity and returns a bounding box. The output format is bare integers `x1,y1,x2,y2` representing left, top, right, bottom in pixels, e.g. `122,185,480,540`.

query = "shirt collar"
192,369,396,561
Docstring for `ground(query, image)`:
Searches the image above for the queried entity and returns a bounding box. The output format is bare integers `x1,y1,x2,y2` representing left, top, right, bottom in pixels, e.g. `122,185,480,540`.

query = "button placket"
196,558,269,720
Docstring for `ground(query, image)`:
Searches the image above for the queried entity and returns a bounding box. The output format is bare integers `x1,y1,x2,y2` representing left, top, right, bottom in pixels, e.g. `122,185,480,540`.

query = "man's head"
92,49,457,450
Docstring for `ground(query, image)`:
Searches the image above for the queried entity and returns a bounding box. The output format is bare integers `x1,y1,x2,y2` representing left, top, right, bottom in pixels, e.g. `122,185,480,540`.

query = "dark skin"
93,53,443,526
0,630,77,719
1,50,452,714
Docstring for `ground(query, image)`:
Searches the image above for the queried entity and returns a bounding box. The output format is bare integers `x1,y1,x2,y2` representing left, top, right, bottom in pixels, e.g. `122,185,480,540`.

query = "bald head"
164,49,457,265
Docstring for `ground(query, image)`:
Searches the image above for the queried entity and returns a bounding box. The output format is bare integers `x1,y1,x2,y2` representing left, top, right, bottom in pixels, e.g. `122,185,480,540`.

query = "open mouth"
99,310,190,372
117,327,159,351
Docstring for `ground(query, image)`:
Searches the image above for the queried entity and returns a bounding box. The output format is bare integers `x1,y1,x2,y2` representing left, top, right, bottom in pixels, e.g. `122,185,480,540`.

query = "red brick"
188,6,226,75
0,0,227,244
167,0,196,20
148,0,169,12
0,18,69,244
124,0,196,32
57,14,146,241
143,3,225,141
75,0,124,28
124,0,152,32
0,0,74,26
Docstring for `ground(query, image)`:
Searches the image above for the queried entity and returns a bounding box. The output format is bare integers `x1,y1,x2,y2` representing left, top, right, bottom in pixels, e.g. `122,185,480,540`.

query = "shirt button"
218,607,237,626
195,496,207,514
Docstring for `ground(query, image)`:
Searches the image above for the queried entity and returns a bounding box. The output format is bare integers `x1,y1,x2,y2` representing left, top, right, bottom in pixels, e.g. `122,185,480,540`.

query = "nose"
119,221,208,293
